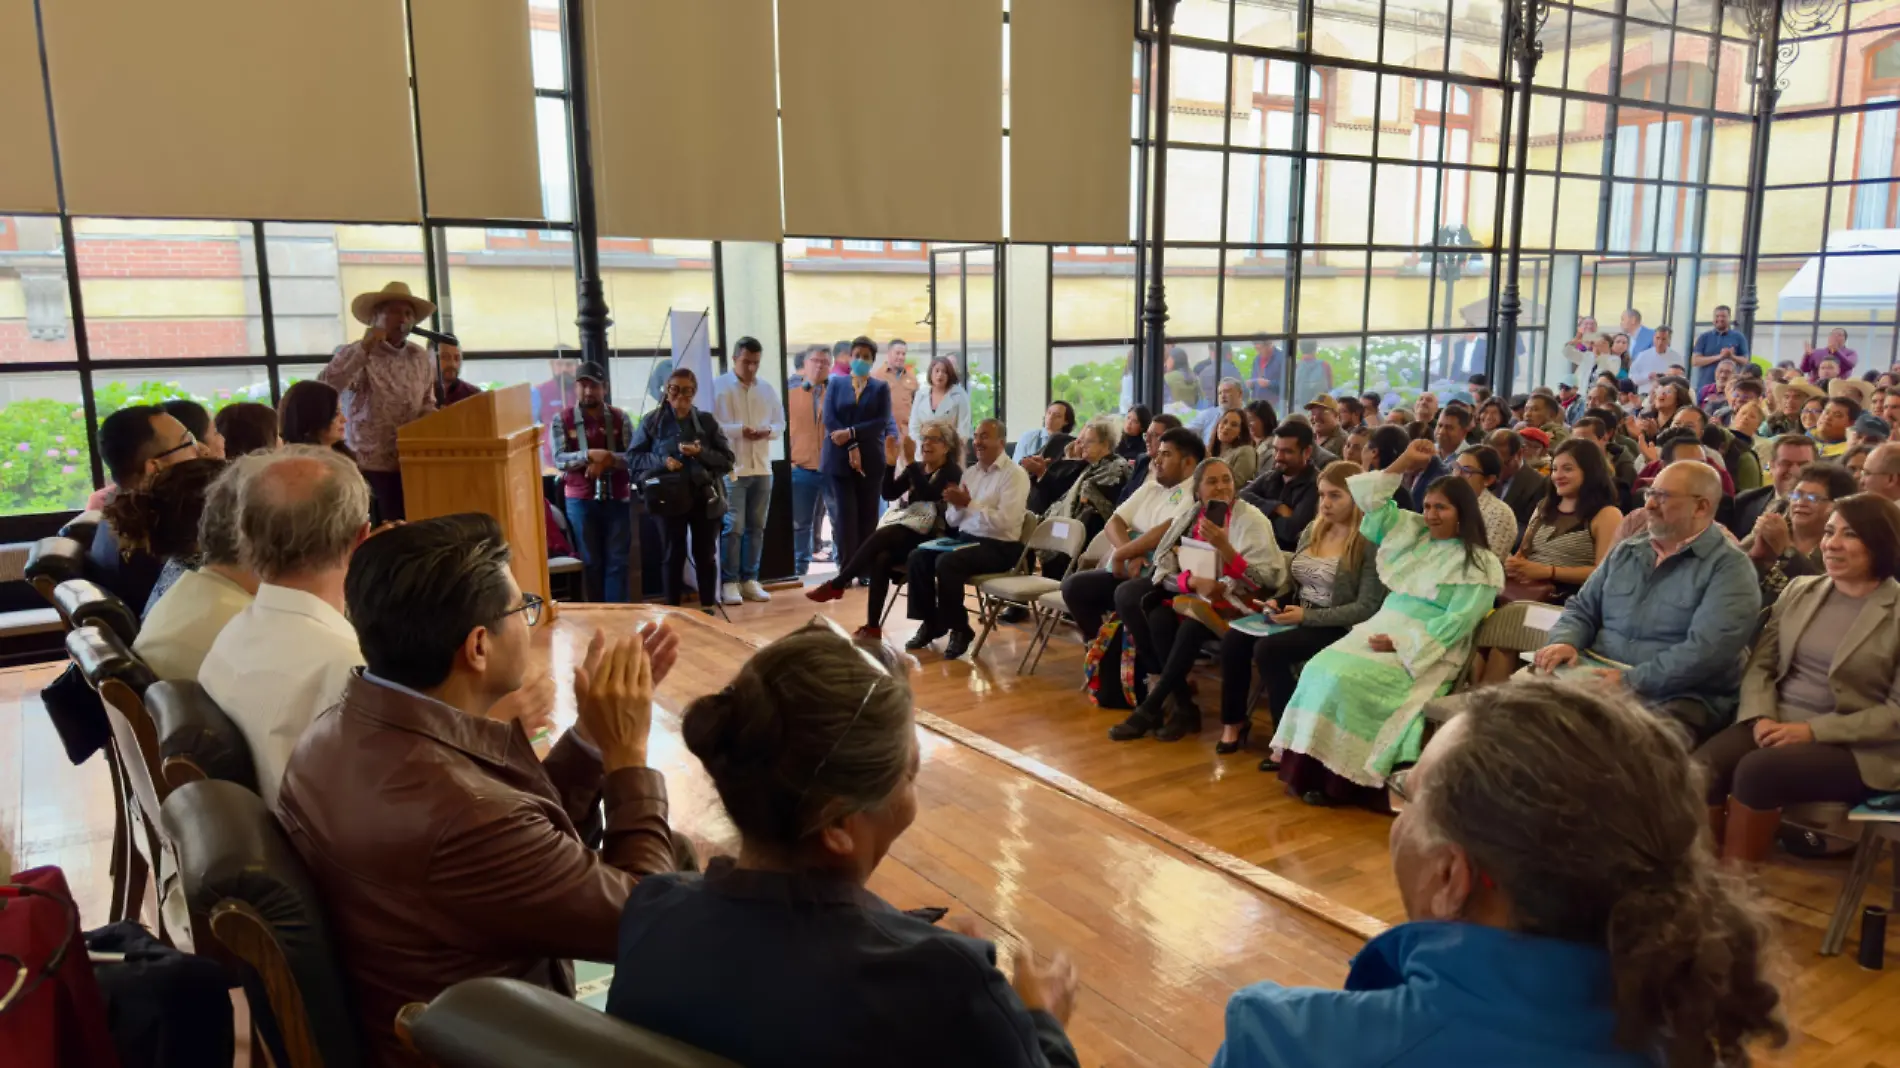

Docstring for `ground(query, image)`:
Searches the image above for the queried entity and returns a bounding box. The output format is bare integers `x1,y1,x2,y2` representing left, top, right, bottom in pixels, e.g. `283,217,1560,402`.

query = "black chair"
397,977,740,1068
54,578,140,646
163,779,366,1068
25,537,88,615
66,623,161,931
58,509,102,550
147,679,259,794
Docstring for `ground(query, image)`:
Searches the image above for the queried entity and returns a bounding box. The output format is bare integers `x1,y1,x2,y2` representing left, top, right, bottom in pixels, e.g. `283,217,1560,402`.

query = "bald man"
1539,461,1761,742
1861,442,1900,503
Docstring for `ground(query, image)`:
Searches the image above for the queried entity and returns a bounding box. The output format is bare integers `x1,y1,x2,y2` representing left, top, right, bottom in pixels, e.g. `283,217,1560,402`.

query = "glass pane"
604,239,716,354
1052,248,1138,341
1163,246,1220,337
1367,334,1430,400
535,97,574,223
73,219,264,362
529,0,565,90
1766,114,1835,186
1169,46,1231,146
1222,249,1286,336
0,216,75,364
1760,188,1828,255
440,227,578,350
1300,253,1368,336
1318,158,1372,246
267,223,426,360
0,372,94,513
1367,271,1433,332
965,249,997,422
1051,344,1136,418
1163,148,1225,242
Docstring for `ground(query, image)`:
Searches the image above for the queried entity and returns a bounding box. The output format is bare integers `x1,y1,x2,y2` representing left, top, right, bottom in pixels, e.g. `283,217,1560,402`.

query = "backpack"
1082,614,1139,710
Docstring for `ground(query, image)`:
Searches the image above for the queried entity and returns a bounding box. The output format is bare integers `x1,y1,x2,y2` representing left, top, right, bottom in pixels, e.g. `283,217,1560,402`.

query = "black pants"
1215,624,1350,726
833,524,926,627
1695,720,1871,810
907,536,1020,636
827,473,882,567
363,468,405,523
1062,567,1134,644
1141,616,1216,715
1112,577,1174,678
661,512,721,606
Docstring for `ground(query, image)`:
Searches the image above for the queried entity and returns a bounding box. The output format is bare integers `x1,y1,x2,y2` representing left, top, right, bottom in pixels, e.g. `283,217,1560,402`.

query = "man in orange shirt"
872,337,918,454
786,345,835,575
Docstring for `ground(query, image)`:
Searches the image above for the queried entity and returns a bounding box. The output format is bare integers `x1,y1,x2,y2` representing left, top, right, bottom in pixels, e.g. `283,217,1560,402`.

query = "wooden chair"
164,779,366,1068
25,537,88,616
397,977,740,1068
968,515,1086,658
67,622,174,939
146,679,259,793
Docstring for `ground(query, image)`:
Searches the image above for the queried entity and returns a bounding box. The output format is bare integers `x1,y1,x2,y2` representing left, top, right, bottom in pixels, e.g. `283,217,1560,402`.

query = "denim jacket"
626,405,734,491
1546,520,1761,720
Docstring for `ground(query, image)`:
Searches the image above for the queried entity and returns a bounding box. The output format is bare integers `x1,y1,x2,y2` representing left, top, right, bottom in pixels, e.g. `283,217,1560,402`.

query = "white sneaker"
719,582,744,605
741,580,772,602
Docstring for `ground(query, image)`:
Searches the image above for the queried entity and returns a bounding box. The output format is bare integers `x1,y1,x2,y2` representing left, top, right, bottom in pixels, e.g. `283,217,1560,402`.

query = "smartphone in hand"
1203,499,1231,527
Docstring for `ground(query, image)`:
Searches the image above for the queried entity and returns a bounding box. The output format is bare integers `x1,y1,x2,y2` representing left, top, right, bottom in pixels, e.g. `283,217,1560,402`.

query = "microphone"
410,325,458,347
407,326,458,404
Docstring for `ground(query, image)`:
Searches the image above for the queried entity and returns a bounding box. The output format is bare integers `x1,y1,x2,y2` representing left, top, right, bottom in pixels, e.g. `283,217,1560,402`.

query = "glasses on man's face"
152,431,198,463
1387,768,1414,813
498,592,544,628
1641,488,1703,506
1788,491,1830,505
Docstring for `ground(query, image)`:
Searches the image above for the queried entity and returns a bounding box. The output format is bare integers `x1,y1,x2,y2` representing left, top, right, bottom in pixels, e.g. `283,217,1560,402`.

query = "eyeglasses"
498,592,544,628
1641,488,1705,505
152,431,198,463
795,614,899,825
1387,768,1414,813
1788,491,1830,504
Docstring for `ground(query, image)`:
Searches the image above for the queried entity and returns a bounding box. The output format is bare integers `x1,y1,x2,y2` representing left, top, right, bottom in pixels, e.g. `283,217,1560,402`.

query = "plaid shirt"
317,338,438,472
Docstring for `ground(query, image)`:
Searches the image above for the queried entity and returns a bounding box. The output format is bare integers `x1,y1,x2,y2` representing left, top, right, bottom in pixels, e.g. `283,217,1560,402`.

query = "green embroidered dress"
1269,470,1504,786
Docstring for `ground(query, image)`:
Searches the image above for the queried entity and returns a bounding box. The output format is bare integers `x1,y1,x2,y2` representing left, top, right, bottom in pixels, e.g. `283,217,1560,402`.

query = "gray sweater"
1290,521,1387,630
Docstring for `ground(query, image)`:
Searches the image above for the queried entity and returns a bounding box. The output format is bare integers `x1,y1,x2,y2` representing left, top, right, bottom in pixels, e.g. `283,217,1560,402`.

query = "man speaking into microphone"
318,280,438,520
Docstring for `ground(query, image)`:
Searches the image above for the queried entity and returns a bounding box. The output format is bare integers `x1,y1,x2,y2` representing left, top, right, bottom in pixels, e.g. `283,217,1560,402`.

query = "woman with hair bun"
1216,677,1786,1067
606,621,1082,1068
100,456,228,614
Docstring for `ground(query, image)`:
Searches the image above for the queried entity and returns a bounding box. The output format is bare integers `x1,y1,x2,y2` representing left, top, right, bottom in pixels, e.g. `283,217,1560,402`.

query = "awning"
1777,229,1900,317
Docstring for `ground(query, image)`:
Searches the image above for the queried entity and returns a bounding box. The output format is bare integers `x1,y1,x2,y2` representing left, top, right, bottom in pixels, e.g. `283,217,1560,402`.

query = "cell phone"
1204,500,1230,527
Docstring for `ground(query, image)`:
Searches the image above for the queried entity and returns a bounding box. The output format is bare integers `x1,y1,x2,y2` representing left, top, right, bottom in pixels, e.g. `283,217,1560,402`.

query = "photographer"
550,362,635,602
628,367,735,610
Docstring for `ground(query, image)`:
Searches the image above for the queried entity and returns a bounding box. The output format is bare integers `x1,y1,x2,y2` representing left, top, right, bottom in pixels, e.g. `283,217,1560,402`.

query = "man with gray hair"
135,461,261,681
1536,461,1760,742
199,446,375,804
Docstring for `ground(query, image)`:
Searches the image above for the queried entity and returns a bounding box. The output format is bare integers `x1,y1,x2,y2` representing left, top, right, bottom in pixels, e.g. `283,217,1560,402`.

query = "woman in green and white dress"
1270,438,1504,809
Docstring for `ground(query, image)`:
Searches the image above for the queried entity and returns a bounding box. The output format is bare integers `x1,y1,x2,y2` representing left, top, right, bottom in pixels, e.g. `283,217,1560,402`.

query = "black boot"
1154,695,1203,742
1108,700,1164,741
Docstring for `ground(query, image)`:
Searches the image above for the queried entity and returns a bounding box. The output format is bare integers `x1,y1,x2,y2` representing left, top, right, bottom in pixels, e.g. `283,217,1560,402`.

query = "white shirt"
134,568,254,682
1626,347,1680,392
199,583,364,806
947,452,1031,542
1113,476,1192,536
910,385,972,447
710,373,785,479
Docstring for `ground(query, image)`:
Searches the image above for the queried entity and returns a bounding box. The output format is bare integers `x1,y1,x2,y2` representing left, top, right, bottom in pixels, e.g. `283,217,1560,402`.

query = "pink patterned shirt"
317,339,438,472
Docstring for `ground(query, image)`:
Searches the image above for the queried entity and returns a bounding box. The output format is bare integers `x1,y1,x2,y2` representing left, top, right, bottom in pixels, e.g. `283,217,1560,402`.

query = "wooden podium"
396,383,551,606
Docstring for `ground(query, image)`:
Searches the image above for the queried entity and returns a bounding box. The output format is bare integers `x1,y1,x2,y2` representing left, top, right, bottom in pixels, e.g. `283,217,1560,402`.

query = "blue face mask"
851,359,873,377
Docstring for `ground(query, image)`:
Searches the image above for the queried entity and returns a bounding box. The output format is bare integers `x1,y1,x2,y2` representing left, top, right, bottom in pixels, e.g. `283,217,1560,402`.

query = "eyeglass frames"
498,592,544,628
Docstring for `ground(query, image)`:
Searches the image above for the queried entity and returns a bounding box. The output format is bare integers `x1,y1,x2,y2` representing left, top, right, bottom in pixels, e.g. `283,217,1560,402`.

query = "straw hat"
1829,376,1872,406
350,280,435,326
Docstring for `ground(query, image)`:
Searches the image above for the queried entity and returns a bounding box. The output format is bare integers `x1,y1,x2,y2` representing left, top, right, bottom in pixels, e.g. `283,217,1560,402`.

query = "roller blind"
780,0,1001,241
588,0,781,241
412,0,543,221
42,0,419,221
0,0,58,213
1010,0,1133,243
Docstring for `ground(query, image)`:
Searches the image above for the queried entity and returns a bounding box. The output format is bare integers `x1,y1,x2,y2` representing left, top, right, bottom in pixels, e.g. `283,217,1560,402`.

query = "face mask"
851,359,873,377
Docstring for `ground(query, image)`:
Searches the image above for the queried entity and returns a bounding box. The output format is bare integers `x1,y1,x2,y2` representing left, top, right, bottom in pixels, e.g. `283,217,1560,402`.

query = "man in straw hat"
318,280,438,520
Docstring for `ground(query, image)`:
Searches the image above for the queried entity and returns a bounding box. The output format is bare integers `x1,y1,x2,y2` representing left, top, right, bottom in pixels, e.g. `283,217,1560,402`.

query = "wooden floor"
9,588,1900,1064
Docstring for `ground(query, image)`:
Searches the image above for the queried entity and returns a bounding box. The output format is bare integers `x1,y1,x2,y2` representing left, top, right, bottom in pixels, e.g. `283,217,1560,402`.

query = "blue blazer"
820,375,893,480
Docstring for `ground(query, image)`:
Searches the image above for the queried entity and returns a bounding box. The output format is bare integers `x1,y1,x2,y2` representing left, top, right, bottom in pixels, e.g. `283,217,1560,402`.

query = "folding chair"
1018,528,1112,675
1820,800,1900,957
968,515,1090,658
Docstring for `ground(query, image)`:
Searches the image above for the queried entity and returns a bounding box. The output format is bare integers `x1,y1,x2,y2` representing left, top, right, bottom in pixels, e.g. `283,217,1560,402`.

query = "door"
929,245,1003,424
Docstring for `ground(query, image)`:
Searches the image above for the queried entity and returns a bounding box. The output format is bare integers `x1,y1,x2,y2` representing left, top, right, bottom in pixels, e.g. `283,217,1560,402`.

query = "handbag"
878,500,940,535
638,472,697,518
1500,518,1560,604
0,867,121,1068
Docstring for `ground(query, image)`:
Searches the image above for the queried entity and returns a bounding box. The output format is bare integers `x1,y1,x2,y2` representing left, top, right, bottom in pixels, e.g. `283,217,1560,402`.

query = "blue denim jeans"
721,474,772,584
790,466,828,576
564,496,632,603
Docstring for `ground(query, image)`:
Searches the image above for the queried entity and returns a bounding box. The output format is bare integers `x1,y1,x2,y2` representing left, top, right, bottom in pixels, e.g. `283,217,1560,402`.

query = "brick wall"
0,319,249,364
73,237,243,279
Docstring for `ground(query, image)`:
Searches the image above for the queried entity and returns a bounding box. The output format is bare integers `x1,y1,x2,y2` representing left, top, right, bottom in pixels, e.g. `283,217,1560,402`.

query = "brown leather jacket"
276,672,675,1068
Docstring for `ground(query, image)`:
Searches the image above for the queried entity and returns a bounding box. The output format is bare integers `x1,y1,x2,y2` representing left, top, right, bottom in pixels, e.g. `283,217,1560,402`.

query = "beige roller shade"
1010,0,1133,243
42,0,419,222
780,0,1002,241
412,0,543,220
588,0,780,241
0,0,57,213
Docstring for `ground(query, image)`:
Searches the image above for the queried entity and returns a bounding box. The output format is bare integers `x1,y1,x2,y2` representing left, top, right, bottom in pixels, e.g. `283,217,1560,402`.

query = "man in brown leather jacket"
275,514,684,1067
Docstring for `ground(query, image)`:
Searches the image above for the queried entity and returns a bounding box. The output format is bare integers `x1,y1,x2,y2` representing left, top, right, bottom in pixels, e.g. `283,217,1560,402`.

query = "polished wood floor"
9,588,1900,1064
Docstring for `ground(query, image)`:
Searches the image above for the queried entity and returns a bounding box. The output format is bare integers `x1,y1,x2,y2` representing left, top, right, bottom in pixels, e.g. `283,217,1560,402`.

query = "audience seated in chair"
91,404,202,613
1613,430,1740,543
1697,493,1900,864
1469,439,1624,685
1449,445,1522,560
1035,418,1131,576
1239,419,1321,550
1740,462,1857,604
1535,461,1761,744
1060,427,1204,651
1859,442,1900,503
1214,462,1387,759
101,457,228,618
904,419,1032,661
198,447,372,805
1113,413,1183,507
136,462,257,681
1730,434,1820,538
606,621,1081,1068
277,514,685,1068
1105,456,1289,744
807,420,964,640
1214,678,1786,1067
1270,440,1502,809
1486,428,1547,528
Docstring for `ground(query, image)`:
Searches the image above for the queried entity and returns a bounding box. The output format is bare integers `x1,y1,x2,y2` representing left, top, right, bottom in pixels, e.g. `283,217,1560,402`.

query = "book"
1176,536,1218,578
1229,613,1299,638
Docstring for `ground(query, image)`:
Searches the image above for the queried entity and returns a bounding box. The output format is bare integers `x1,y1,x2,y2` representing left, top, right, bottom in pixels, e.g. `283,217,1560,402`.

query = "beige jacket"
1740,575,1900,790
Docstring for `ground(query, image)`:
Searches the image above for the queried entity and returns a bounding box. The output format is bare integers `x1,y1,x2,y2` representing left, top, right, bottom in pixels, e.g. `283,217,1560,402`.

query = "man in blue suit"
821,336,895,569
